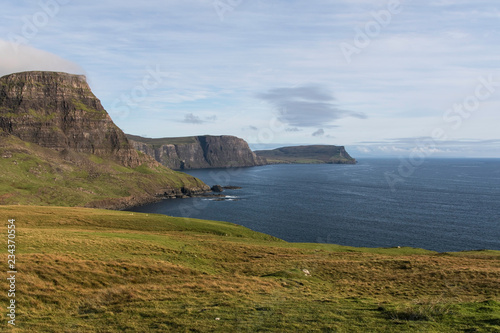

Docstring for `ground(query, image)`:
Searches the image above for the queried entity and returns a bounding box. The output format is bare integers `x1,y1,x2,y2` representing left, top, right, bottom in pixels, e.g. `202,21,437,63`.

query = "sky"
1,0,500,157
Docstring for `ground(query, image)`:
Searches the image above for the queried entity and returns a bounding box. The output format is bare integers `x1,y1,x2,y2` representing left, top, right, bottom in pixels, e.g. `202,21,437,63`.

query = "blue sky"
1,0,500,157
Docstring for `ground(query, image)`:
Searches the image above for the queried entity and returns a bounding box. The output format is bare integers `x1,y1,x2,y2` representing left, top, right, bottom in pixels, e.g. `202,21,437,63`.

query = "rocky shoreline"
114,184,243,210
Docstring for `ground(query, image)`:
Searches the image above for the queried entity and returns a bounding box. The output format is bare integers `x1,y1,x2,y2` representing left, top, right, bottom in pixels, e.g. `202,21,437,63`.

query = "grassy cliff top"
126,134,199,146
1,205,498,332
255,145,356,164
126,134,244,147
0,71,87,82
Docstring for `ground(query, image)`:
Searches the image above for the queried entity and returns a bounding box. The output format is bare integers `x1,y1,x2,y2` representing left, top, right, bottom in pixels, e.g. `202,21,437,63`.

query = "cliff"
127,134,267,170
255,145,356,164
0,71,210,209
0,71,141,167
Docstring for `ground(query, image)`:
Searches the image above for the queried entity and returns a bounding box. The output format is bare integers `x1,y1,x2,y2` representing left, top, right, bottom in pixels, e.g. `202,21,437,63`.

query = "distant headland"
127,135,357,170
255,145,356,165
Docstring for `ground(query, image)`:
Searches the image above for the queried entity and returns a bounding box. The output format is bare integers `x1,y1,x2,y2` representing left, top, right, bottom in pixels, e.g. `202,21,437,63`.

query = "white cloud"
1,1,499,156
0,40,84,77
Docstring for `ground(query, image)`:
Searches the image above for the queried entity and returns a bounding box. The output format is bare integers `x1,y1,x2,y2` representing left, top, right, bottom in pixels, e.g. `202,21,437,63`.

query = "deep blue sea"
128,159,500,252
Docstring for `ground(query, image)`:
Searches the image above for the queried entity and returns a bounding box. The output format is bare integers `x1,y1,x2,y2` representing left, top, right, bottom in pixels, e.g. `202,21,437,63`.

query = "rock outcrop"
0,71,142,167
255,145,356,164
127,134,267,170
0,71,211,209
211,185,224,193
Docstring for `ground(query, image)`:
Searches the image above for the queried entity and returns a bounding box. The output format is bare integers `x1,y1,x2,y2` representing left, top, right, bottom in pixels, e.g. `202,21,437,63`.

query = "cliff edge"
127,134,267,170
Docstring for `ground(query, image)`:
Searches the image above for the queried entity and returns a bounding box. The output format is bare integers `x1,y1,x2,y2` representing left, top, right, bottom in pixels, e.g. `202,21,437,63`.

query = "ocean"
128,159,500,252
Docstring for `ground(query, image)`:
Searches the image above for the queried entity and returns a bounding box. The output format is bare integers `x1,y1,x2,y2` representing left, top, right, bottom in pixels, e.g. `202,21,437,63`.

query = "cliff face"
0,71,210,209
255,145,356,164
127,134,267,170
0,71,142,167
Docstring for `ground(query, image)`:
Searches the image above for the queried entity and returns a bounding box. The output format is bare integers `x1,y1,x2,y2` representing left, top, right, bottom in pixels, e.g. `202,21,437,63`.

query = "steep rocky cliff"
0,71,141,167
0,71,210,209
127,134,267,170
255,145,356,164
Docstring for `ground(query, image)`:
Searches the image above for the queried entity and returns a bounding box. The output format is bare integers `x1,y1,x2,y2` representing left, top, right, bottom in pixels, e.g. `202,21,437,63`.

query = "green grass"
0,135,206,209
71,99,107,119
0,205,498,332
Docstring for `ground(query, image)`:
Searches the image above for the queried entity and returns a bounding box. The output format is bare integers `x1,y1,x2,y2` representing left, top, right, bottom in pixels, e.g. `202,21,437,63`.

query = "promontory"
0,71,209,209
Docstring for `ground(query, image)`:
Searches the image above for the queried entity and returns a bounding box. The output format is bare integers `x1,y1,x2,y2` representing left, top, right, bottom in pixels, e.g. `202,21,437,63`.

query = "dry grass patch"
0,205,498,332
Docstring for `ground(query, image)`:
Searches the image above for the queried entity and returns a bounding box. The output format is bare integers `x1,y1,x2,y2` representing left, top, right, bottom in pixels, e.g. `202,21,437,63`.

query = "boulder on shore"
211,185,224,193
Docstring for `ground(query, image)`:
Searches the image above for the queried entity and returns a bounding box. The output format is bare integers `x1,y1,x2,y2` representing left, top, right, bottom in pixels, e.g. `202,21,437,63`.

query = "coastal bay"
129,159,500,252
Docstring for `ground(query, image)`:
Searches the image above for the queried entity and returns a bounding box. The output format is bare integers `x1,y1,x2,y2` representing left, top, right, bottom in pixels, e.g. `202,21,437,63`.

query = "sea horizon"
128,158,500,253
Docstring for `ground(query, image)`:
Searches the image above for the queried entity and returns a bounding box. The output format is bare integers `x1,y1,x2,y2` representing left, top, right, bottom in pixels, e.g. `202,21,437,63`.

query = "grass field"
0,205,498,332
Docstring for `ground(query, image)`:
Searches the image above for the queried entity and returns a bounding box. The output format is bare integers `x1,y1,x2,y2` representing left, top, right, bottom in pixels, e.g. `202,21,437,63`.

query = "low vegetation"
0,205,498,332
0,135,205,209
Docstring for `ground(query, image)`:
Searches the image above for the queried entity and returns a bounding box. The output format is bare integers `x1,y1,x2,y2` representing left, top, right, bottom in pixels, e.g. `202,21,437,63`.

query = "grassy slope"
0,206,498,332
0,135,205,208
